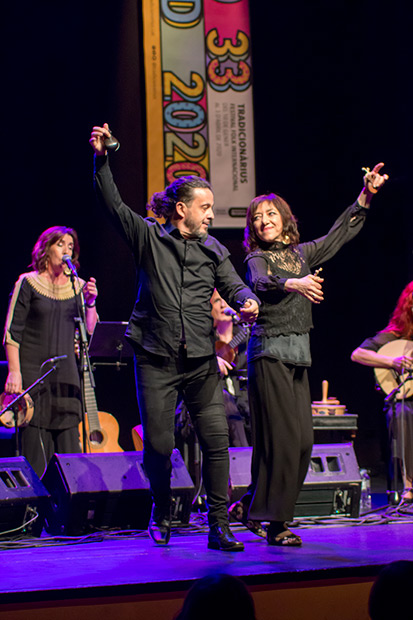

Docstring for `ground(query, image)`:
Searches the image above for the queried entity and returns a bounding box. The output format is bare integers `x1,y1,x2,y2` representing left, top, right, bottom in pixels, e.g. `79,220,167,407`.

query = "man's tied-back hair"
147,175,212,219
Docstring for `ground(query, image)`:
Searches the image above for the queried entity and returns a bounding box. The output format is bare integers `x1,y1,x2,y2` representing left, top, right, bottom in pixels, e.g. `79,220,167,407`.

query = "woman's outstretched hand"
358,162,389,207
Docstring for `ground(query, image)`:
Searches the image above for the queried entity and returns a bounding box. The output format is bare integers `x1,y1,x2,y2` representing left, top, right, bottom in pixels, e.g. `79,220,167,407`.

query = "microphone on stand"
62,255,78,276
40,355,68,369
223,307,240,323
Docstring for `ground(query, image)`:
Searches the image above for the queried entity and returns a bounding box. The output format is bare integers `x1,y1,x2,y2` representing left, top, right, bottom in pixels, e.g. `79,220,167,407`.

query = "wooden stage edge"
0,574,378,620
1,516,413,620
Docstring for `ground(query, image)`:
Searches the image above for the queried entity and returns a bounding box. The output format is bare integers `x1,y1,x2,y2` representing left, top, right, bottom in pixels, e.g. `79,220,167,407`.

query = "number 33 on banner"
206,28,251,92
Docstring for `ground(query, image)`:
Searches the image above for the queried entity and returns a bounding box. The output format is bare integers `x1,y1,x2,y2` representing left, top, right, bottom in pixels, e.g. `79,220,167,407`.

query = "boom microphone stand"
0,365,58,456
385,372,412,505
64,257,95,454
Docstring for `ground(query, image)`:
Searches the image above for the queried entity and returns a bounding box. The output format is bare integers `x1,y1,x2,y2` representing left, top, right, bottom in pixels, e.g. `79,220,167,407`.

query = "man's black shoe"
208,524,245,552
148,505,171,545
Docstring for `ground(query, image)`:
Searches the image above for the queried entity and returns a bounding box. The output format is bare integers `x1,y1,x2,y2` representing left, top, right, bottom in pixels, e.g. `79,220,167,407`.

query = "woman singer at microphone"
3,226,98,477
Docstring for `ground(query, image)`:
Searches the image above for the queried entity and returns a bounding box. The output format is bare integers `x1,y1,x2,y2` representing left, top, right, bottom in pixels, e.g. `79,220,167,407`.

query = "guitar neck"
83,372,101,433
228,329,247,350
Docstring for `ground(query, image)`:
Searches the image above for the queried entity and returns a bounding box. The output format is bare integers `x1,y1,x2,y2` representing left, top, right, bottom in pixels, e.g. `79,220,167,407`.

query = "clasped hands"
239,298,259,322
285,271,324,304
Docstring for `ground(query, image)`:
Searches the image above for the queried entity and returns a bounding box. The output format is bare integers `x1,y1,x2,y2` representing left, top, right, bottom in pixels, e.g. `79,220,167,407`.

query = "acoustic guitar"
79,369,123,453
215,329,248,364
374,339,413,400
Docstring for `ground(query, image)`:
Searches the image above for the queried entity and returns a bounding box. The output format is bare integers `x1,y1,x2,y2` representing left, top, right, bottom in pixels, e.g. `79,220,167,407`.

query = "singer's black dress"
3,271,83,475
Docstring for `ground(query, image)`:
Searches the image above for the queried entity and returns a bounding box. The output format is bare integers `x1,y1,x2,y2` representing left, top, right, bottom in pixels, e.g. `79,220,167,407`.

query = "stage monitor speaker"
0,456,49,536
42,451,153,535
228,443,361,518
295,442,361,518
42,449,195,535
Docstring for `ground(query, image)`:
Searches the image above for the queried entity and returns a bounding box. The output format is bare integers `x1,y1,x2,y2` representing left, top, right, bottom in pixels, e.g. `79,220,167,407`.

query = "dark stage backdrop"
2,2,412,466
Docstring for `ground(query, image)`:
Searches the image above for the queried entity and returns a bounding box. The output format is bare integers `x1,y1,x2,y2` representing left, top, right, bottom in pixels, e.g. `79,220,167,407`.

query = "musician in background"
351,280,413,503
2,226,98,477
211,290,250,447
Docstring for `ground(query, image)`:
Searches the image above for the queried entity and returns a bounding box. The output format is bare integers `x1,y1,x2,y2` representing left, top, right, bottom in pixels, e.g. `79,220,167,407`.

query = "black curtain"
2,1,412,461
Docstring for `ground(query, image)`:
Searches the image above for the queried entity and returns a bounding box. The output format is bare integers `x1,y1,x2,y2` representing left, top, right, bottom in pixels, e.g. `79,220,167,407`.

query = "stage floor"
1,495,413,620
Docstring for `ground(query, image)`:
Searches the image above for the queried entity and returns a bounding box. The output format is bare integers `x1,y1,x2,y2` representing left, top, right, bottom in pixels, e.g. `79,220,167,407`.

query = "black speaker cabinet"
295,443,361,518
42,449,195,535
228,443,362,518
42,451,153,535
0,456,50,536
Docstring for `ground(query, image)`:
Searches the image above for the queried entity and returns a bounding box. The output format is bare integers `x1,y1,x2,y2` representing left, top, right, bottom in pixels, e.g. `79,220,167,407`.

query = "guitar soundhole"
89,430,104,445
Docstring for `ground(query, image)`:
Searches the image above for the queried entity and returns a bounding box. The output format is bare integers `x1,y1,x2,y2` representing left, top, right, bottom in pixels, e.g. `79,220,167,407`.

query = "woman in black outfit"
235,163,388,545
3,226,98,477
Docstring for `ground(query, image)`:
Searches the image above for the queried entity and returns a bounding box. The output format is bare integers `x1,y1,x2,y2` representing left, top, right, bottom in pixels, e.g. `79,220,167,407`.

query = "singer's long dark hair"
31,226,80,273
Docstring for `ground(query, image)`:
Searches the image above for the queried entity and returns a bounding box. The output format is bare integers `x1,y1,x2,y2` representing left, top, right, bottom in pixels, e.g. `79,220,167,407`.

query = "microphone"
104,132,120,151
62,254,78,276
41,355,68,368
223,307,240,323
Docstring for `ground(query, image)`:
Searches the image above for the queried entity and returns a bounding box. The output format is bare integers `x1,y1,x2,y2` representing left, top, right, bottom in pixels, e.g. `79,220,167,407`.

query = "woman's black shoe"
228,501,266,538
208,524,245,551
267,522,302,546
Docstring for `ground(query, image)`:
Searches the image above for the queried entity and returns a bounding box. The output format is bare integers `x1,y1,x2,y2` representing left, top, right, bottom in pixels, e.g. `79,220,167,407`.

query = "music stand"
89,321,133,366
89,321,134,368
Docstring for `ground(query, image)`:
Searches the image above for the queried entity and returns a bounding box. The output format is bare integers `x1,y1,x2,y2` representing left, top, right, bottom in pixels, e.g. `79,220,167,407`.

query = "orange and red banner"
143,0,255,227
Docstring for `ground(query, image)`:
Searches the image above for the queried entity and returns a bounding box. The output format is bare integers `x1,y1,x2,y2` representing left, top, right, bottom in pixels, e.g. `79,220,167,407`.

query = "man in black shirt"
89,123,259,551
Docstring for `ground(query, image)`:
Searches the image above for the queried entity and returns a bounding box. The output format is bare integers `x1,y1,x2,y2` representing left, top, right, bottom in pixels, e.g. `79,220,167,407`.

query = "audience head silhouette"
369,560,413,620
175,573,256,620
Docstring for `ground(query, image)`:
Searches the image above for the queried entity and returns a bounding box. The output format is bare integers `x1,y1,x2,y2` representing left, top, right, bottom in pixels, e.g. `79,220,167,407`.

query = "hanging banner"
142,0,255,227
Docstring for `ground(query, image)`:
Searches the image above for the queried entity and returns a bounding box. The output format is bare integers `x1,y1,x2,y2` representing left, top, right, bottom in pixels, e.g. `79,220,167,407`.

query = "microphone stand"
384,373,412,505
67,267,94,454
0,366,57,457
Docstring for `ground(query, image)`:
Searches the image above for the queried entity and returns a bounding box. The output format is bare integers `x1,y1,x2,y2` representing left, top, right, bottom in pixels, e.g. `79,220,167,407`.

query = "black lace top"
246,201,369,362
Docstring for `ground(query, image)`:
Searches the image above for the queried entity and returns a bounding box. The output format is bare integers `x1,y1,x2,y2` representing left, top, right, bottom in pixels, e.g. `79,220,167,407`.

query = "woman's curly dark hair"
31,226,80,273
147,175,212,219
243,192,300,253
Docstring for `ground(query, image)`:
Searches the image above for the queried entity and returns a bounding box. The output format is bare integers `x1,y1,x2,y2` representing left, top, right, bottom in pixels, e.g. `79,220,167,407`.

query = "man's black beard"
182,225,209,240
